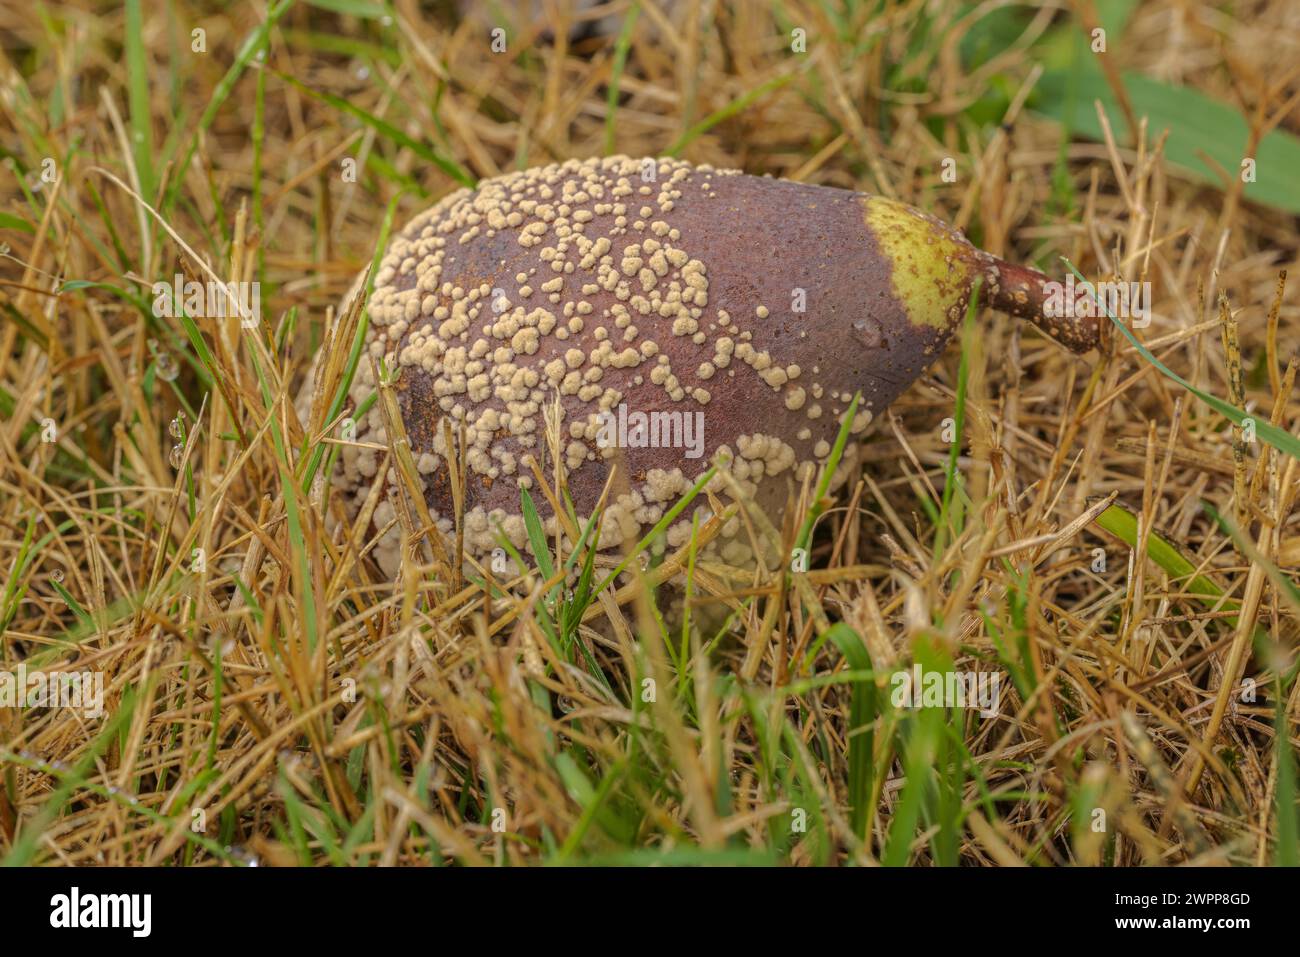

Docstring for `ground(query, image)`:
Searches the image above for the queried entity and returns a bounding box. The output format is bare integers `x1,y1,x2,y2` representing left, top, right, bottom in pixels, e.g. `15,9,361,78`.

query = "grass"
0,0,1298,867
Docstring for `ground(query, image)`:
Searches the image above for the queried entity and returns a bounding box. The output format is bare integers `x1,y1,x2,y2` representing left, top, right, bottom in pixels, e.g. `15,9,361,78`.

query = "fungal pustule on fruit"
324,156,1099,573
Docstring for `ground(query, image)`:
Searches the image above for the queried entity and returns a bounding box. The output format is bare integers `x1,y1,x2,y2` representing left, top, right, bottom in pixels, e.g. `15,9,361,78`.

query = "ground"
0,0,1298,866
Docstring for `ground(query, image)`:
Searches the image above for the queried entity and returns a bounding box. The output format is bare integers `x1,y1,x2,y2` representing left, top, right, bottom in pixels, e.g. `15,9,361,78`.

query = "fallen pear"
316,156,1098,572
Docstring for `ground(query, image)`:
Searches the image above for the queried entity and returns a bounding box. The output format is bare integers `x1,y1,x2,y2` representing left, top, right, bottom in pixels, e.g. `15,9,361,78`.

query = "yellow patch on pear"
862,197,977,331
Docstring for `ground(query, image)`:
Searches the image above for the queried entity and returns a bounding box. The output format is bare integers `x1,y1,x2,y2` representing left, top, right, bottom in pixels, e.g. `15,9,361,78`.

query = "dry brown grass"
1,0,1298,866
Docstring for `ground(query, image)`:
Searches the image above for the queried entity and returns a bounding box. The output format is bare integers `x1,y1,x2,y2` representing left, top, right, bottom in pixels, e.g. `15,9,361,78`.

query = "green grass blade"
163,0,294,213
124,0,156,202
273,71,475,188
667,71,799,157
604,4,641,156
822,623,876,840
1067,259,1300,462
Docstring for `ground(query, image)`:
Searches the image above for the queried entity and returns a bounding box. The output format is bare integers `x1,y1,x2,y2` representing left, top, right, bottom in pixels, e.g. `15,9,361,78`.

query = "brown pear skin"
326,157,1098,570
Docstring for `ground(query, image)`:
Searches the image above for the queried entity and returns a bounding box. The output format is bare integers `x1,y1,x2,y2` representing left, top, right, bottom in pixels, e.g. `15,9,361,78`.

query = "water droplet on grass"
169,444,185,469
156,351,179,381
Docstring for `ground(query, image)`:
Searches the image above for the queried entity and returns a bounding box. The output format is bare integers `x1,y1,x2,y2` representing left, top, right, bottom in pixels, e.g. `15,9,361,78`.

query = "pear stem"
983,258,1101,354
